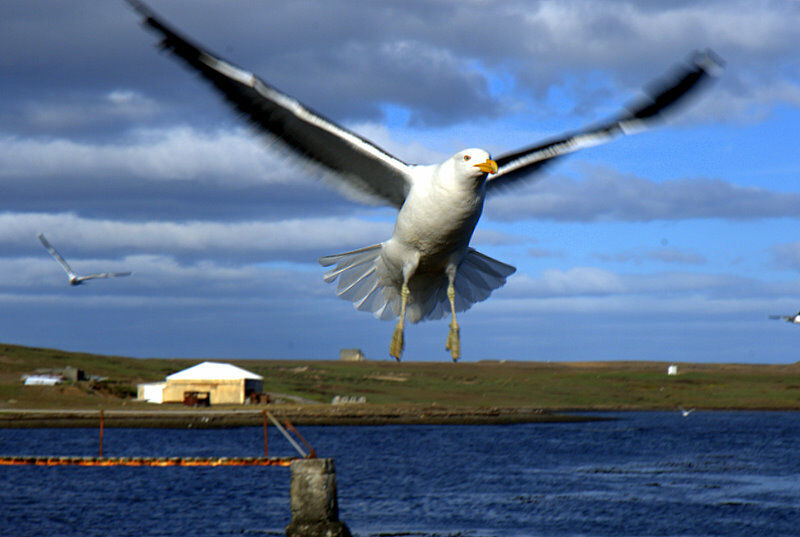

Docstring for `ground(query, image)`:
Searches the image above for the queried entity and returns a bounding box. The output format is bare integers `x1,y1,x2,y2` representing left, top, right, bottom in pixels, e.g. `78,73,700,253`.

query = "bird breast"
390,174,485,267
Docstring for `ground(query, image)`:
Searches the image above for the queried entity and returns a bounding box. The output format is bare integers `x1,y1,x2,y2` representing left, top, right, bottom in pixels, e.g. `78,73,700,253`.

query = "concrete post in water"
286,458,351,537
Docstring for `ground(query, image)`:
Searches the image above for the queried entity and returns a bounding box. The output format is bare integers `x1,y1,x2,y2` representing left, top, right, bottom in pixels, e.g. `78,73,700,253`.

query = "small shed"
340,348,365,362
160,362,263,405
62,366,85,382
137,382,167,403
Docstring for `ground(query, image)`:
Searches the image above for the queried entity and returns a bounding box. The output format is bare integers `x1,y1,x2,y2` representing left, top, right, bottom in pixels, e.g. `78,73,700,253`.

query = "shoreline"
0,406,607,428
2,406,797,428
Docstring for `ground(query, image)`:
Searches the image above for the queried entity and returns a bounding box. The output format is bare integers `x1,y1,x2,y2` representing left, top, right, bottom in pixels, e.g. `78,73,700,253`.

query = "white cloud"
527,247,567,259
345,121,447,164
0,212,393,258
593,247,706,265
503,266,764,299
472,228,529,246
482,293,792,317
0,252,329,305
486,166,800,222
492,1,800,123
0,127,281,185
22,90,161,130
474,262,800,317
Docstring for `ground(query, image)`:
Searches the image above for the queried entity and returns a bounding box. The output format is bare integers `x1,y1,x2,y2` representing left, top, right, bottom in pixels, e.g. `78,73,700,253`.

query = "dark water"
1,412,799,537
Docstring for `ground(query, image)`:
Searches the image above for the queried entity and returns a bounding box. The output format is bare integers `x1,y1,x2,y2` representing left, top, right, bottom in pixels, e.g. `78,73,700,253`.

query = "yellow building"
138,361,263,405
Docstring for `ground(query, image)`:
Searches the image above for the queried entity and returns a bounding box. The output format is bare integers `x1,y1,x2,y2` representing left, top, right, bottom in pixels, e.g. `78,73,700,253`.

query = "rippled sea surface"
2,411,799,537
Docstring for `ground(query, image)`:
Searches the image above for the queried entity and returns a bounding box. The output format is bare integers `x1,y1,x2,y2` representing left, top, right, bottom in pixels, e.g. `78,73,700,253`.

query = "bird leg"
390,283,409,361
445,273,460,362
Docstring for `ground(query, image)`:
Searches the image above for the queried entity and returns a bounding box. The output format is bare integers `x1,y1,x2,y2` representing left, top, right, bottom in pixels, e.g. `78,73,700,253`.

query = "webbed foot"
446,321,460,362
390,325,404,361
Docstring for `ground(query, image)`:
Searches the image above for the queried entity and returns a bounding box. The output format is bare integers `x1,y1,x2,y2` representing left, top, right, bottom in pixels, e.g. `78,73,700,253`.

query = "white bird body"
127,0,721,360
390,154,486,272
321,149,509,329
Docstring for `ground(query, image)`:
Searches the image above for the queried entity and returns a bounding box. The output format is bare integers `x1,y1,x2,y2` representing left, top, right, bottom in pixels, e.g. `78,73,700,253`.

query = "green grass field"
2,343,800,410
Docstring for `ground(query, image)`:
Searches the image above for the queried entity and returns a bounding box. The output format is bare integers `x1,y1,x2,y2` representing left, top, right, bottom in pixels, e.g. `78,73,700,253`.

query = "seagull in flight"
769,311,800,324
678,406,696,417
127,0,721,361
38,234,132,286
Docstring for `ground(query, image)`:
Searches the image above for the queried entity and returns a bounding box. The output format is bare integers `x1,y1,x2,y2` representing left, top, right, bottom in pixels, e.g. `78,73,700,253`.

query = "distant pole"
262,409,268,458
99,410,104,458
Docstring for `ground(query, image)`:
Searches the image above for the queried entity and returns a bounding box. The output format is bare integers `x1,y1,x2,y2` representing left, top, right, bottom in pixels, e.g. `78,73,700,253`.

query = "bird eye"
463,155,471,161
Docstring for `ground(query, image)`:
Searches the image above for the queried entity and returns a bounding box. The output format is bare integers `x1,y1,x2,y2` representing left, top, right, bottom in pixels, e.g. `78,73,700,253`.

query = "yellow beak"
474,159,498,174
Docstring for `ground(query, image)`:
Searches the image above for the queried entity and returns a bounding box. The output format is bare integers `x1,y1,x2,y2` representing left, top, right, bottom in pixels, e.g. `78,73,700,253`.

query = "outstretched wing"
769,314,795,322
486,50,723,192
80,272,133,281
127,0,412,208
38,233,75,276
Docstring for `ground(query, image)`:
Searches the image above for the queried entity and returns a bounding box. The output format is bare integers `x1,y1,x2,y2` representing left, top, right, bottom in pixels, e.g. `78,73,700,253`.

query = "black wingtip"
124,0,170,42
125,0,213,75
627,49,724,122
124,0,153,19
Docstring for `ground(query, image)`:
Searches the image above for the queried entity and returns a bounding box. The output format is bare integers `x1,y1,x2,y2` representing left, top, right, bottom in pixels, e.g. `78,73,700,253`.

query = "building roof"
166,361,263,381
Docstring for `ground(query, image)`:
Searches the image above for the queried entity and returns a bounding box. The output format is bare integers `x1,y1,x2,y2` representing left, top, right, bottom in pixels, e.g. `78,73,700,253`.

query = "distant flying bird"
678,406,695,417
38,234,132,286
769,311,800,324
127,0,721,361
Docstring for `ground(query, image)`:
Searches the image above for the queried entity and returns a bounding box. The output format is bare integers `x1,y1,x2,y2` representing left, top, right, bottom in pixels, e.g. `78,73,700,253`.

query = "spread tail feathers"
319,244,396,320
320,246,515,323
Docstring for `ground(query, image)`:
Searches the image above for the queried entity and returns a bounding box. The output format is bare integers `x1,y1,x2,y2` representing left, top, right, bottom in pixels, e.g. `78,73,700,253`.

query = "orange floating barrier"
0,456,296,467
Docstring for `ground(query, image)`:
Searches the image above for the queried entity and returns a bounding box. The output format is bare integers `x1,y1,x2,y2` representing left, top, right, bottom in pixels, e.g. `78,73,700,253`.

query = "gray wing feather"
38,233,74,276
81,272,133,280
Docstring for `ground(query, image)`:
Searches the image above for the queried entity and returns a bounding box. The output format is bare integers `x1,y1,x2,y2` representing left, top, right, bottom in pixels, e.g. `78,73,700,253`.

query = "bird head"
454,149,497,181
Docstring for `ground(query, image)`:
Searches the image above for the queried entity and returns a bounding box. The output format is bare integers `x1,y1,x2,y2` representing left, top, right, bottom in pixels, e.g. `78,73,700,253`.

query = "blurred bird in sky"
769,311,800,324
38,233,132,286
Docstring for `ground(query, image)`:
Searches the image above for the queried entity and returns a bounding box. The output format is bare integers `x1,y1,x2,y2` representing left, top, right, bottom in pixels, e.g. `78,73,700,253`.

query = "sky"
1,0,800,363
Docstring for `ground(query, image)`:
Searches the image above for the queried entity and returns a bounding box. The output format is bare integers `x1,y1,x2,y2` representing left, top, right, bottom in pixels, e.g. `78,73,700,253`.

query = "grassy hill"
2,343,800,411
